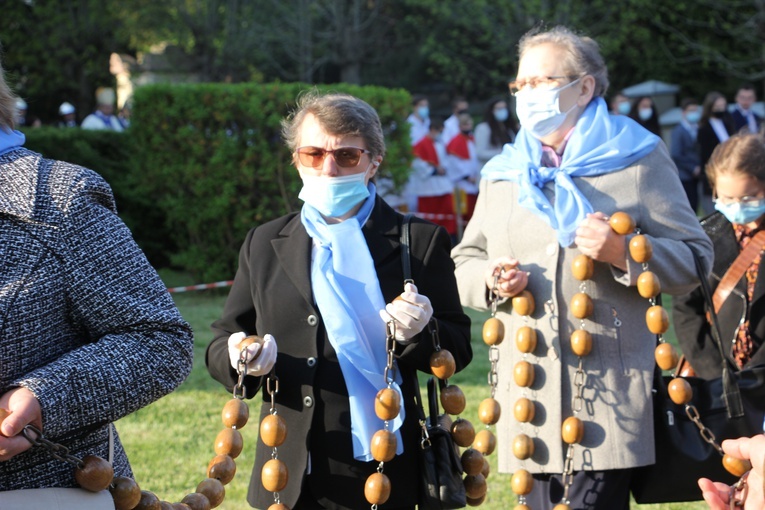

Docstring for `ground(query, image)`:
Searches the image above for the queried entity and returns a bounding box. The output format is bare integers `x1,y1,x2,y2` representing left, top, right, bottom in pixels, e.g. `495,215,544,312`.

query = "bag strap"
691,246,745,418
401,213,414,283
712,229,765,314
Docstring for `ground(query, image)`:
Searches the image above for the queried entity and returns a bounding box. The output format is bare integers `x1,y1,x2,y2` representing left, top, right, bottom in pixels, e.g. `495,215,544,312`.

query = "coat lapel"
272,214,315,307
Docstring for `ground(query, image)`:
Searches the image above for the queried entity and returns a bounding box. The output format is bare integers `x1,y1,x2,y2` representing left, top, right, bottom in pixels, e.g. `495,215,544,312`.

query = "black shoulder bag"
400,213,466,509
630,247,765,503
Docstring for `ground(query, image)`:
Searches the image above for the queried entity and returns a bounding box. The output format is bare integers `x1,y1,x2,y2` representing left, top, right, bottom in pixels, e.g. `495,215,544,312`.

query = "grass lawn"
115,279,708,510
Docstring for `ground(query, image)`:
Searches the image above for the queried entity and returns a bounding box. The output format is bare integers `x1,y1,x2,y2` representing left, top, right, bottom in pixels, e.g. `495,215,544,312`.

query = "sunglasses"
295,146,370,169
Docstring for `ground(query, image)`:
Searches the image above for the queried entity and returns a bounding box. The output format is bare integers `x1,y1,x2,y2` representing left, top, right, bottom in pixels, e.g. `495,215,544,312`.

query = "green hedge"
24,83,413,281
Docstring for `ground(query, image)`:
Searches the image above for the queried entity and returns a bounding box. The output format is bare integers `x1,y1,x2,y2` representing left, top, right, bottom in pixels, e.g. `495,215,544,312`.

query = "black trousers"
523,469,632,510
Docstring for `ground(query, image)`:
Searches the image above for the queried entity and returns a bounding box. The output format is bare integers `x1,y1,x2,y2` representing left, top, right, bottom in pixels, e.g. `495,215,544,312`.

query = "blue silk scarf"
300,183,405,461
0,129,25,156
481,97,660,246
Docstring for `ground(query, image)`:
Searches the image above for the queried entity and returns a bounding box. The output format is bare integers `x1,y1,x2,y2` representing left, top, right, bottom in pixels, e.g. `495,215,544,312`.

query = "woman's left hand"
699,435,765,510
0,387,42,461
574,212,628,271
379,282,433,344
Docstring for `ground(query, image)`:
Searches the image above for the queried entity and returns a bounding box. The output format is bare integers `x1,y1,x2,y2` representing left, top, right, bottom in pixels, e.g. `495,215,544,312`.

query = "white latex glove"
227,332,277,376
379,282,434,344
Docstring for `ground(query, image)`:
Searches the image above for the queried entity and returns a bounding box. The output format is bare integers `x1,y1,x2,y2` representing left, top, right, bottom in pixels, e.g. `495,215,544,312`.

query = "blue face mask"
638,107,653,121
298,171,371,217
493,107,509,122
417,106,429,120
617,101,631,115
515,78,580,139
685,110,701,124
715,200,765,225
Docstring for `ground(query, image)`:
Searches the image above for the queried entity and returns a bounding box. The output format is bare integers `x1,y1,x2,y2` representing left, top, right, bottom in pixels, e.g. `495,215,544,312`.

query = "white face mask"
515,78,581,139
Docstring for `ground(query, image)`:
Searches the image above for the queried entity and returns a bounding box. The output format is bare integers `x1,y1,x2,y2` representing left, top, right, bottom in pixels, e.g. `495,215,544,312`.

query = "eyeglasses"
295,146,370,169
508,75,581,96
713,195,765,207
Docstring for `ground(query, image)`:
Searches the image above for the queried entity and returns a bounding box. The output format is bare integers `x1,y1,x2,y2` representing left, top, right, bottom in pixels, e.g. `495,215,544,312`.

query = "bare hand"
699,435,765,509
484,257,528,299
575,212,627,271
0,387,42,461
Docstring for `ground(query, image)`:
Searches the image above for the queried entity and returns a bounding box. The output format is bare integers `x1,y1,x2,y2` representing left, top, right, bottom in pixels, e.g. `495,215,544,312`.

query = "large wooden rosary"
5,335,267,510
500,212,753,510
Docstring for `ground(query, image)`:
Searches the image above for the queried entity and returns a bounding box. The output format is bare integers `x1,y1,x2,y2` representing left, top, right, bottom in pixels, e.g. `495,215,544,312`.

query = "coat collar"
271,196,402,307
0,148,40,221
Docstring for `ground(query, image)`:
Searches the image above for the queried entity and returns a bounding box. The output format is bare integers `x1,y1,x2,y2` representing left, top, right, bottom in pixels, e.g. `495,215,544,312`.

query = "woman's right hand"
227,332,278,376
699,434,765,509
0,387,42,461
484,257,528,299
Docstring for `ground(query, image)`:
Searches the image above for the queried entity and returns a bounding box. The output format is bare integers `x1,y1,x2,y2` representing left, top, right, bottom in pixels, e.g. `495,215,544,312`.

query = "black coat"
206,196,472,509
672,212,765,378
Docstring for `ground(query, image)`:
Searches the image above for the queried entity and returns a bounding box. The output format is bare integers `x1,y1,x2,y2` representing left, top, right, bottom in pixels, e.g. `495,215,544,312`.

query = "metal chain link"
21,425,85,470
729,470,749,508
685,404,724,455
561,443,576,504
572,358,586,414
488,346,500,398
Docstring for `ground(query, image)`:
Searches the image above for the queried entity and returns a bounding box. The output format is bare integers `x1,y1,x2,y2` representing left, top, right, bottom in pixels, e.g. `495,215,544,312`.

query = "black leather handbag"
630,249,765,503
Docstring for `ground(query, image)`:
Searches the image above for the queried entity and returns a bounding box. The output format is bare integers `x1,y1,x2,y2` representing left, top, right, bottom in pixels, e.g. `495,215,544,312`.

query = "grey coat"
0,148,193,490
452,143,713,474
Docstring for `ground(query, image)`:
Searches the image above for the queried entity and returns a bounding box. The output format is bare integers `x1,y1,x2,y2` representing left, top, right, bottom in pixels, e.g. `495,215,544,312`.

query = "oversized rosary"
5,335,265,510
502,212,753,510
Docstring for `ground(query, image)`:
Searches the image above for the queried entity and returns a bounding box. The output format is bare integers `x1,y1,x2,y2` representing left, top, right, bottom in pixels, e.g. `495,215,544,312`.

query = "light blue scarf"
482,97,660,246
0,129,25,156
300,182,405,462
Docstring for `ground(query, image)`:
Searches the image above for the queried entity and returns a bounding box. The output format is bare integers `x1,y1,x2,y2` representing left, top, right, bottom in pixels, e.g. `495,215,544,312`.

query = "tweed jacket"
206,196,472,510
673,212,765,378
0,148,193,490
452,143,713,474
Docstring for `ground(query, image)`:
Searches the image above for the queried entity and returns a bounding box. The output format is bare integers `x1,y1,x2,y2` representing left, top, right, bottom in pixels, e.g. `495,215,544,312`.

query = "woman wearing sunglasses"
452,25,712,509
206,91,472,509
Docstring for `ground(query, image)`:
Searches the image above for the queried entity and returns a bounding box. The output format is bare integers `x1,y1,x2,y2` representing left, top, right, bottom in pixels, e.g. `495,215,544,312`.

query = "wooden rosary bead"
260,414,288,447
0,408,9,430
267,505,290,510
646,305,670,335
553,505,572,510
637,271,661,299
196,478,225,508
464,473,488,499
511,468,534,495
512,290,536,316
571,254,594,281
451,417,476,447
111,476,142,510
513,360,535,388
207,454,236,485
515,325,537,354
654,343,679,372
722,454,752,477
461,448,484,476
214,428,243,458
134,491,161,510
364,472,391,505
629,234,653,263
473,429,497,455
562,416,585,445
481,456,490,478
236,335,265,362
370,429,397,462
374,387,401,421
609,212,635,235
512,433,535,460
466,493,487,506
570,292,594,320
180,493,211,510
668,377,693,405
75,455,114,492
570,329,593,357
171,504,191,510
515,506,531,510
158,502,175,510
261,458,289,492
441,384,467,415
478,397,501,425
429,348,457,380
482,317,505,346
513,397,535,423
221,398,249,429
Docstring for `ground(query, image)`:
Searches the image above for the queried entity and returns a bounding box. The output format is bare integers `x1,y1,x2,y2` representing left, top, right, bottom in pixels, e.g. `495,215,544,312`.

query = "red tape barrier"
167,280,234,293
